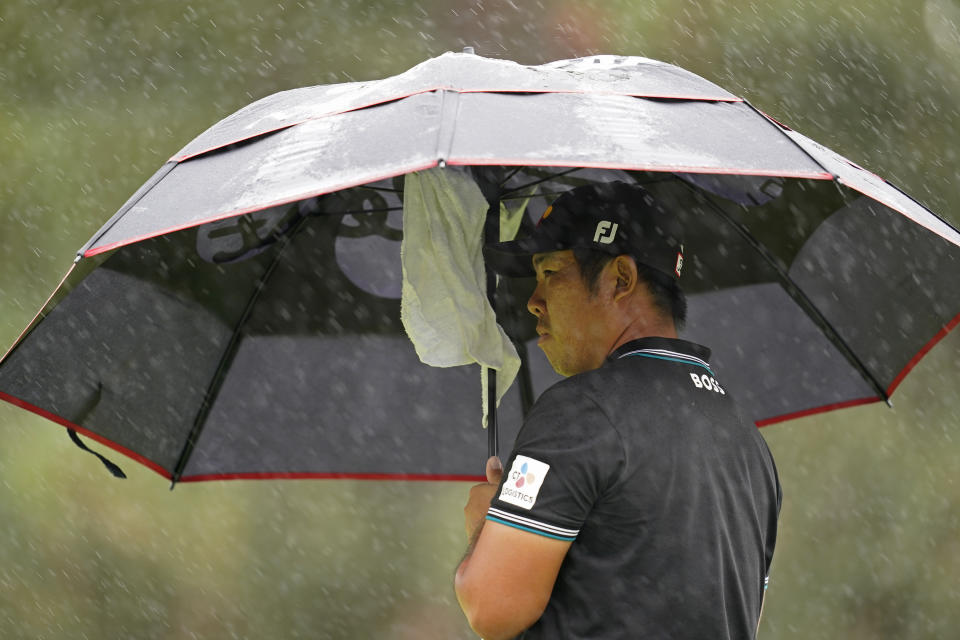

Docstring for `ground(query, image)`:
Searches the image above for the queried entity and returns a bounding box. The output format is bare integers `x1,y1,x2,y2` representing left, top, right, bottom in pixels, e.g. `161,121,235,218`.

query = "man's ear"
611,255,638,302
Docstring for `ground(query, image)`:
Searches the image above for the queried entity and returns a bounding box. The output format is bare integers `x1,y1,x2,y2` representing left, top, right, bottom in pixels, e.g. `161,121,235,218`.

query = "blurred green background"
2,0,959,637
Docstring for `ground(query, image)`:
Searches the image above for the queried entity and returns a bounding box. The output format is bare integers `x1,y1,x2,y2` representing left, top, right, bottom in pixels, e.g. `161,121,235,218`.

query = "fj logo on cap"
593,220,618,244
675,245,685,277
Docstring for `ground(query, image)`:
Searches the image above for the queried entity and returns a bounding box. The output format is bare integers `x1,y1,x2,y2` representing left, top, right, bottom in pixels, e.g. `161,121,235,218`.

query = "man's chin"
539,345,573,378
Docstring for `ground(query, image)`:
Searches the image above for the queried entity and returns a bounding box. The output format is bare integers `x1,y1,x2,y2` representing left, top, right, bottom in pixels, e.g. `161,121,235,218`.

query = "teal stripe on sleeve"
486,515,577,541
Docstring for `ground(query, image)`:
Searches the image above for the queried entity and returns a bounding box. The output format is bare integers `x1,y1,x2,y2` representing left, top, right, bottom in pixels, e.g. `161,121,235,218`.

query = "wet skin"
527,250,616,377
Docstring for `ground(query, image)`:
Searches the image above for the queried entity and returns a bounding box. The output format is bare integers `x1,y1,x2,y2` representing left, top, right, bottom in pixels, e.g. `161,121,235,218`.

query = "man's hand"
455,454,571,639
463,456,503,540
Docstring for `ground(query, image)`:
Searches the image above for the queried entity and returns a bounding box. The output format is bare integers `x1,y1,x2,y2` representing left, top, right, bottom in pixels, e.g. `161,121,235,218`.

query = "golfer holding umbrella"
455,181,781,639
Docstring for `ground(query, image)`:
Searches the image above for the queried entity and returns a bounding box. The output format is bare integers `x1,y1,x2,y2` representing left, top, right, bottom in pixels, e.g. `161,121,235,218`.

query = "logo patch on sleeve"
498,455,551,510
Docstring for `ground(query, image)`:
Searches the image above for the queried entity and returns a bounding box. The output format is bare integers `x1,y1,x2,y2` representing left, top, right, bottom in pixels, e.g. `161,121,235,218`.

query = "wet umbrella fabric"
1,53,958,485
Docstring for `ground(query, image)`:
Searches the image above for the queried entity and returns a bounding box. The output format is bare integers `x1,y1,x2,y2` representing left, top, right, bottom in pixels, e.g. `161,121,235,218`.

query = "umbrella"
1,52,958,486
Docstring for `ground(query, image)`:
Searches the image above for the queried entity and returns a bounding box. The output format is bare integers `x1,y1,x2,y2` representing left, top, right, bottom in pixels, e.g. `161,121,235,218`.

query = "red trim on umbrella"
757,313,960,428
171,87,743,162
837,177,960,248
0,389,487,483
447,158,834,180
755,396,881,428
10,318,955,470
755,109,793,131
82,161,832,258
172,123,300,162
0,390,173,480
0,263,77,366
178,471,486,483
81,161,442,258
887,311,960,396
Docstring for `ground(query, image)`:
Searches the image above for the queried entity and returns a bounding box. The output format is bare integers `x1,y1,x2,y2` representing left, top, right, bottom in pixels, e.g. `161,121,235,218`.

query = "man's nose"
527,284,544,317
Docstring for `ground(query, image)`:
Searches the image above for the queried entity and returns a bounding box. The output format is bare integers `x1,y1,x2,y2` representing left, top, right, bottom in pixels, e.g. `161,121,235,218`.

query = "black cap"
485,181,685,279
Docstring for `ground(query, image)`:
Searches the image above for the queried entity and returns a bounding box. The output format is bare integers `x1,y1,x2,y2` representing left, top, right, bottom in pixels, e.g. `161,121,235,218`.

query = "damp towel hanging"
400,167,523,425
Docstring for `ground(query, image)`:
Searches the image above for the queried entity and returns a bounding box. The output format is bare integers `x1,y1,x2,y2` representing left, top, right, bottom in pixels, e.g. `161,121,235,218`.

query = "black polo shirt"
487,337,781,640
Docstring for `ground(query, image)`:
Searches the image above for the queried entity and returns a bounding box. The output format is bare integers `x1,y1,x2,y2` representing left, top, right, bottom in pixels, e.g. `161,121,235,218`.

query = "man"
454,181,781,639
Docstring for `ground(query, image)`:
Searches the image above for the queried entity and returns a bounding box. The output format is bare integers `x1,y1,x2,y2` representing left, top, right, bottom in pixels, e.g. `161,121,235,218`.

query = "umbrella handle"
487,367,498,459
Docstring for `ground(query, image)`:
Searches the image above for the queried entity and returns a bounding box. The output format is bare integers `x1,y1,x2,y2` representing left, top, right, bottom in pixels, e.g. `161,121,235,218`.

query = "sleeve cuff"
486,507,579,542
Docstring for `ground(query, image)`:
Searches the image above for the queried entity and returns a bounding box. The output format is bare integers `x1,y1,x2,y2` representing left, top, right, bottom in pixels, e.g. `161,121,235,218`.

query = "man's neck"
607,319,678,357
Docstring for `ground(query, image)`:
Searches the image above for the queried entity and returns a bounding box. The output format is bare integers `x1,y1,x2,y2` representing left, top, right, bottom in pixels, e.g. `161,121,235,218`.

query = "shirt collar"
607,336,712,365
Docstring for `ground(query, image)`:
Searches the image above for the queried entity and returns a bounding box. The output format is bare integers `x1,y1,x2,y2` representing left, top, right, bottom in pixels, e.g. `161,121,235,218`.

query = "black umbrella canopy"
1,52,958,485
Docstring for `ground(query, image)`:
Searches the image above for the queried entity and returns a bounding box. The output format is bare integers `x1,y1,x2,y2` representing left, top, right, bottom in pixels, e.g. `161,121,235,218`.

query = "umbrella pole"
484,197,499,460
169,216,309,488
486,367,498,459
512,338,536,416
474,165,507,460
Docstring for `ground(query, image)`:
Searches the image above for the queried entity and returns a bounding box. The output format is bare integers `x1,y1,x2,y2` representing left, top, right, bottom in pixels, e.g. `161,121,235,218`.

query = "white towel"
400,167,523,425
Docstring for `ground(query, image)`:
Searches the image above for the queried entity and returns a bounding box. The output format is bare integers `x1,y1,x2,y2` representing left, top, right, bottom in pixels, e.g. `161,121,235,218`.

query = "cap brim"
484,230,576,277
483,238,538,277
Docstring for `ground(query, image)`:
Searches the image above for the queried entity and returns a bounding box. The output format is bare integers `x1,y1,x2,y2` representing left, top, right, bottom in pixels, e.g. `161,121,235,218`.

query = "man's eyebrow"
532,254,547,268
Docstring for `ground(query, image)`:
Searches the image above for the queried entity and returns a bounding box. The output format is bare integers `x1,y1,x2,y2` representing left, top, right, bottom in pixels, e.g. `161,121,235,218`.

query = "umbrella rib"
742,100,835,180
435,88,462,166
357,184,404,194
500,191,564,201
839,172,960,240
499,167,673,198
78,161,178,258
498,176,677,201
500,168,582,197
497,166,525,189
331,206,403,216
169,217,308,486
687,184,892,405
